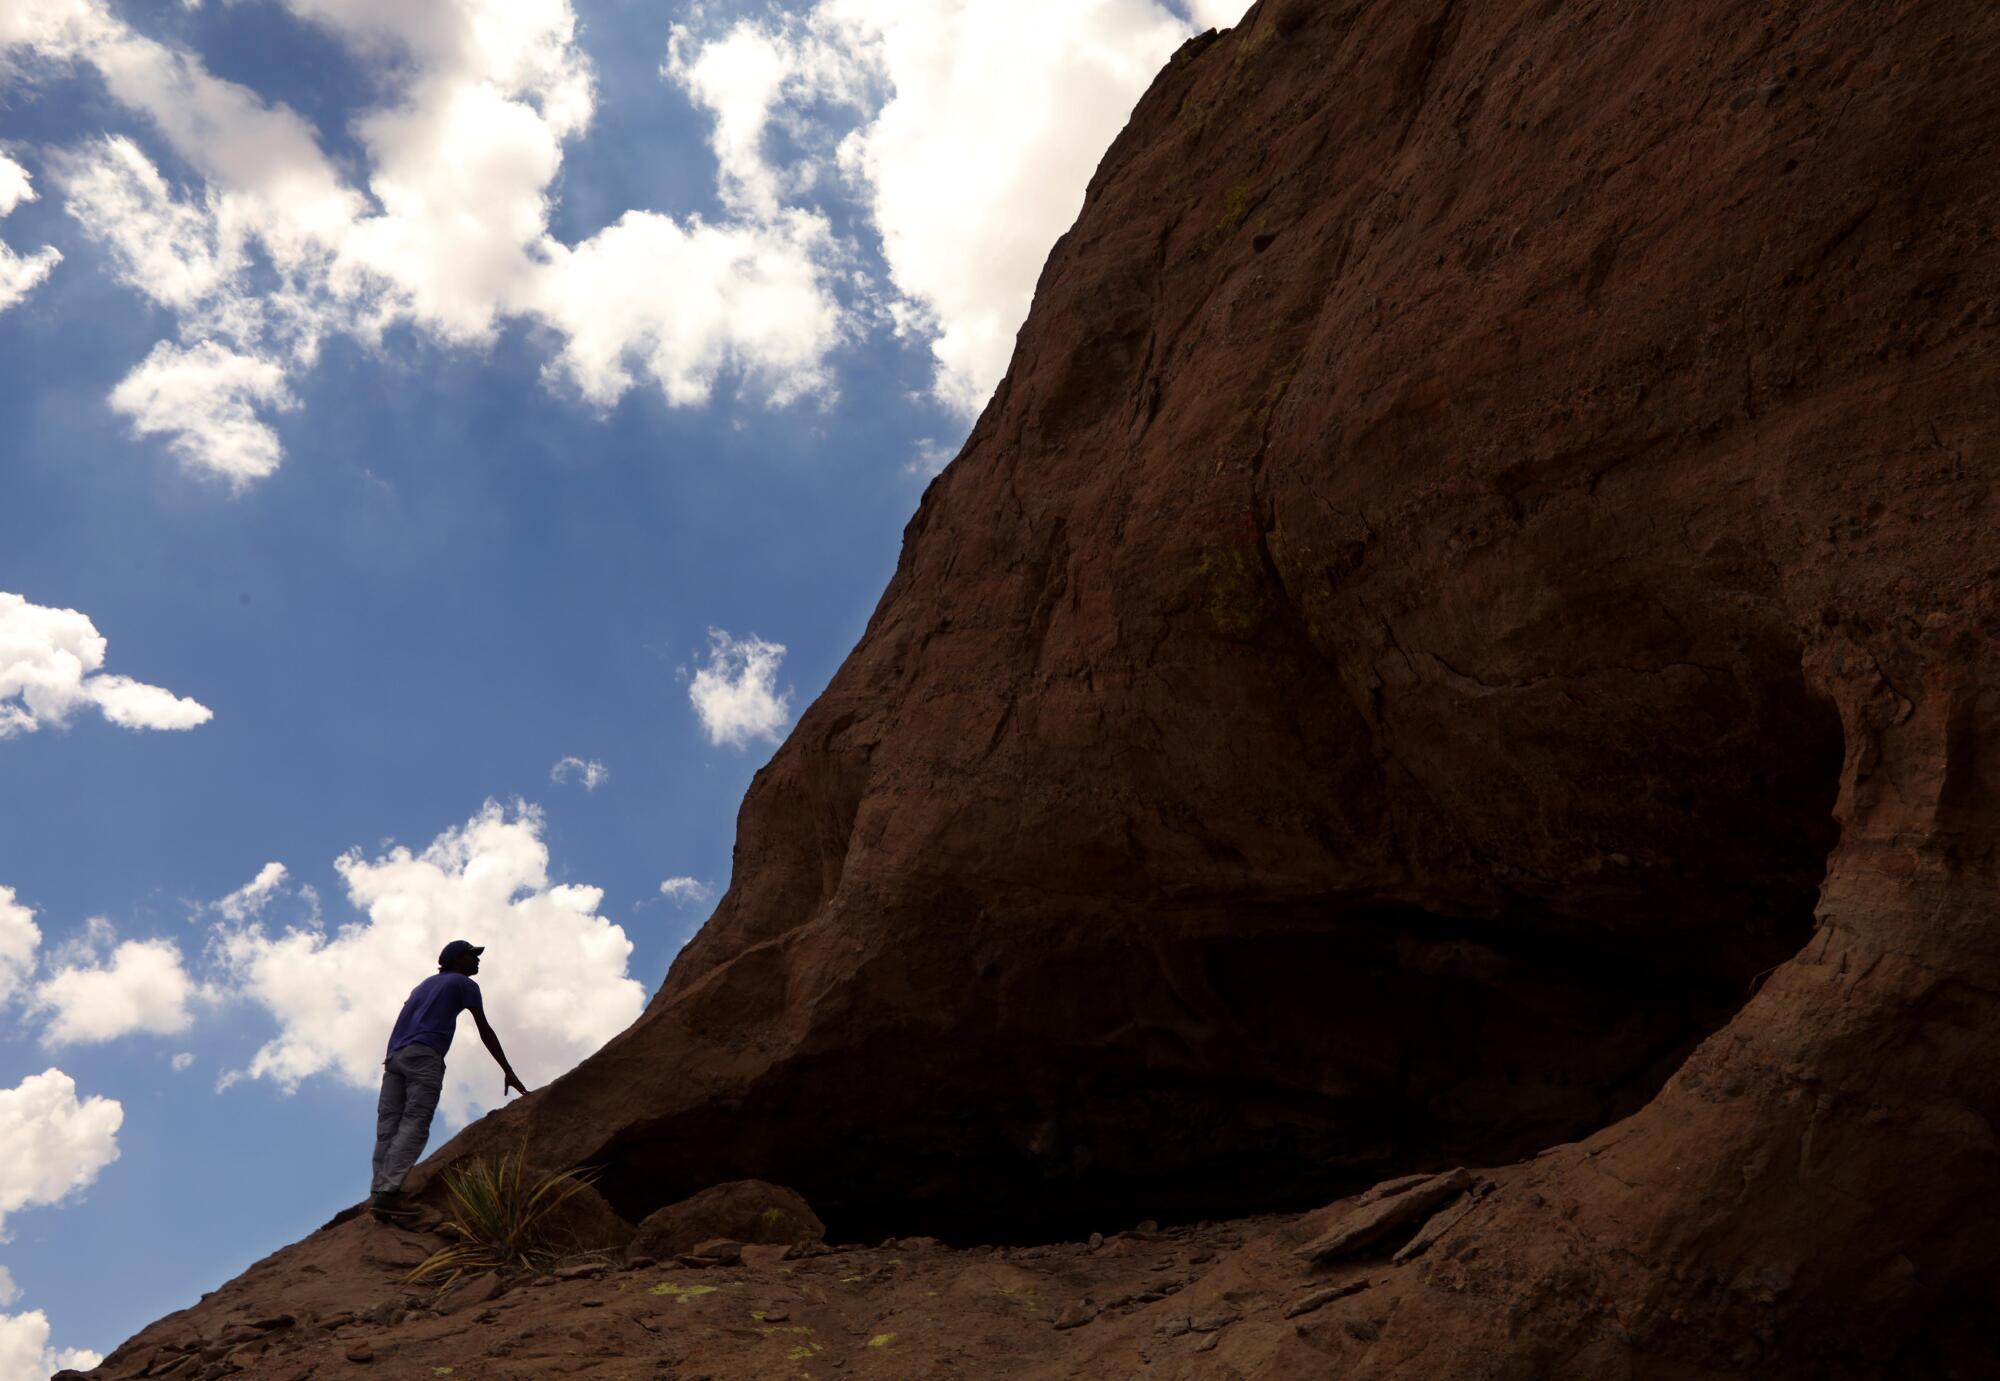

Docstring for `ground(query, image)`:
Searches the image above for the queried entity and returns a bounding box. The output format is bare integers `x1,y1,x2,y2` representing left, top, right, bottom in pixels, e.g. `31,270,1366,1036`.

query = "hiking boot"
370,1191,410,1222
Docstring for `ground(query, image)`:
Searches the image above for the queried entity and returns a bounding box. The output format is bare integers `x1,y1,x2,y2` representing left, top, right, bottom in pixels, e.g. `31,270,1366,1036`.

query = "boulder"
435,1273,503,1316
536,1174,635,1256
1052,1300,1097,1330
628,1181,824,1262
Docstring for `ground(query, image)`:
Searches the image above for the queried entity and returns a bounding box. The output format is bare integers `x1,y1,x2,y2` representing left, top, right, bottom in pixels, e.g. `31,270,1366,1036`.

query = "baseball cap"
438,939,486,966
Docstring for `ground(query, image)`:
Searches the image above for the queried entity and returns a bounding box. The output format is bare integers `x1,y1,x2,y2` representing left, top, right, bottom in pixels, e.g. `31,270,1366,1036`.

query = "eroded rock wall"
449,0,1982,1219
104,0,2000,1374
435,1,1996,1369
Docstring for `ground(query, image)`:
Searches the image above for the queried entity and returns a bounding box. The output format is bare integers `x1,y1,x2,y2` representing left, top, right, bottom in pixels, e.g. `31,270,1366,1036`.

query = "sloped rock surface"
88,0,2000,1374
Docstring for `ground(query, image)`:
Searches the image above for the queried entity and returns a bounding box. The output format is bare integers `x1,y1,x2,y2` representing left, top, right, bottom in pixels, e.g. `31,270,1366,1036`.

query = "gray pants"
372,1042,444,1196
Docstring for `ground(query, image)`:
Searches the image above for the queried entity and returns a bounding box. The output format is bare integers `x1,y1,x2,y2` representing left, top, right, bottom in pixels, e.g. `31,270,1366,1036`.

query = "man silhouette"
370,940,527,1220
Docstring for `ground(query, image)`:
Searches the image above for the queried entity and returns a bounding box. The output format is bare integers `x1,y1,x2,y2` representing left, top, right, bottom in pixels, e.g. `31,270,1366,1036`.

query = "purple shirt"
386,972,482,1058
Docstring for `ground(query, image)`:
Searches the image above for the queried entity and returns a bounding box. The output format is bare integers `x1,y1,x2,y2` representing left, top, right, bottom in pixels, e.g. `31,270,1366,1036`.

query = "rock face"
95,0,1999,1374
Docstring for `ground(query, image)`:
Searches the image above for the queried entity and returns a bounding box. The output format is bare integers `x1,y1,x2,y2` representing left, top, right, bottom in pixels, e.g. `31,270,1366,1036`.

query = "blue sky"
0,0,1246,1371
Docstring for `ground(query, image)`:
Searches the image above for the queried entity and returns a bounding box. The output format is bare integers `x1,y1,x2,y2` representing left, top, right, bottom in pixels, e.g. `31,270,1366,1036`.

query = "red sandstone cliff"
83,1,2000,1376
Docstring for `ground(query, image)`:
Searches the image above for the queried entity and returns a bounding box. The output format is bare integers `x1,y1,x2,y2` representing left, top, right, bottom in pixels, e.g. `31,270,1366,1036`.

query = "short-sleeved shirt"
386,972,482,1059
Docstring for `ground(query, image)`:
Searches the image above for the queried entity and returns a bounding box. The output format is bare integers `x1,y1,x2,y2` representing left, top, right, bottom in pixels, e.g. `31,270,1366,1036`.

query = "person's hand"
504,1070,528,1097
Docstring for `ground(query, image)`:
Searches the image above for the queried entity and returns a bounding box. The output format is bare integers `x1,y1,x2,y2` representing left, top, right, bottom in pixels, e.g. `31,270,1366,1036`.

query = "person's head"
437,940,484,976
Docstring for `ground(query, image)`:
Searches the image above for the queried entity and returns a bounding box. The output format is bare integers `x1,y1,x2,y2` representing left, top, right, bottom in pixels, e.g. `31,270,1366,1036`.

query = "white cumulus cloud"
531,207,847,411
0,156,35,218
52,136,232,314
665,0,1254,415
85,673,221,733
0,151,61,314
0,886,41,1008
107,340,296,488
170,1052,194,1072
0,1264,101,1377
8,0,852,485
548,756,608,791
0,1307,101,1379
0,1068,123,1236
34,933,201,1047
0,591,212,739
211,801,645,1127
0,1068,115,1375
657,876,714,907
1188,0,1255,26
212,862,289,922
6,0,1259,480
687,628,792,749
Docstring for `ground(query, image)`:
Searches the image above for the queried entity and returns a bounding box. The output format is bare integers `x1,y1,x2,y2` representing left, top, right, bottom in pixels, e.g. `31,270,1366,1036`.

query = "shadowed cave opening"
588,680,1845,1246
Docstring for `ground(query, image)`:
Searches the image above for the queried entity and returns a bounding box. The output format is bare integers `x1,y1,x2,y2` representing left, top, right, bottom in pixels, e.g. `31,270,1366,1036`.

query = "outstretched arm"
472,1008,528,1096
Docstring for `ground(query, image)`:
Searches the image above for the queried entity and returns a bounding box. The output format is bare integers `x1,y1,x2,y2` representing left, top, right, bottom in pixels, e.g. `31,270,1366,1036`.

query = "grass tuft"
405,1151,603,1288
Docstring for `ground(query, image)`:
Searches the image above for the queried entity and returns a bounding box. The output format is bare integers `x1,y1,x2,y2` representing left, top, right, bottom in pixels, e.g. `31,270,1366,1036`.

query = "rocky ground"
70,1164,1537,1380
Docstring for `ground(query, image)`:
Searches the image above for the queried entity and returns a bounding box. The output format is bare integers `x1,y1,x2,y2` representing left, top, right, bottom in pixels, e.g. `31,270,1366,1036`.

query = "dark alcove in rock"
585,658,1844,1245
